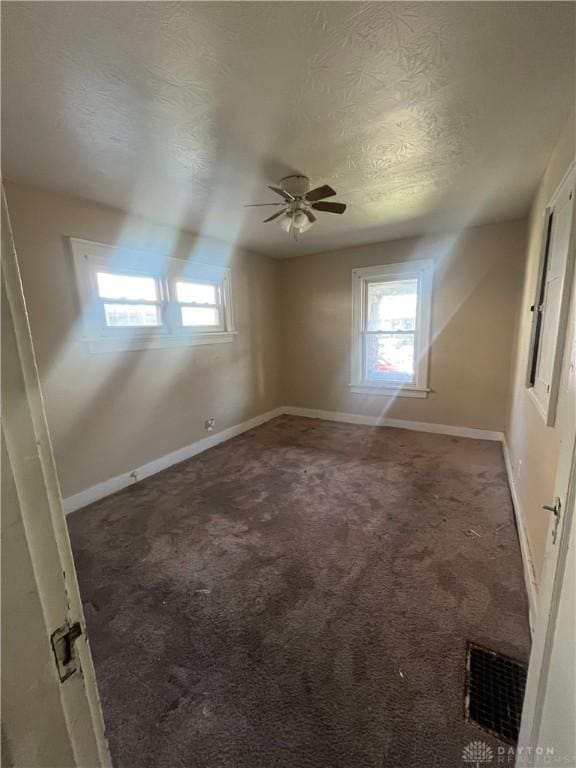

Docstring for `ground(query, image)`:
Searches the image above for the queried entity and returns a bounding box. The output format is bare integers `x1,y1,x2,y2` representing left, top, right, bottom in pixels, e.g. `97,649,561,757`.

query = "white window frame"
169,276,226,335
525,162,576,426
71,238,236,353
350,259,433,398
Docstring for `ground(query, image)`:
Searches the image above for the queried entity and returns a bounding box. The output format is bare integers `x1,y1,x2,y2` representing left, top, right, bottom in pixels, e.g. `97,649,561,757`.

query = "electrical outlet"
205,418,215,432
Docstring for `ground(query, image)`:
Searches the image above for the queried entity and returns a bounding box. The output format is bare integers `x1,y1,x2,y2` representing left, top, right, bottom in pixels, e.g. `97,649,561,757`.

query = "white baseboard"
62,407,284,515
502,437,539,634
64,404,535,633
64,403,536,638
64,405,504,513
282,405,504,442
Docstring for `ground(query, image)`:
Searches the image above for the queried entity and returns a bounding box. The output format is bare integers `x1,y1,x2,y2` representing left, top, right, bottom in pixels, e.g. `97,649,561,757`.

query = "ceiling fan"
245,175,347,239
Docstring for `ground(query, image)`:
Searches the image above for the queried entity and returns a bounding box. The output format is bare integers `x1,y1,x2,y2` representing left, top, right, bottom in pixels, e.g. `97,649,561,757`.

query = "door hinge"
543,497,561,545
51,620,83,682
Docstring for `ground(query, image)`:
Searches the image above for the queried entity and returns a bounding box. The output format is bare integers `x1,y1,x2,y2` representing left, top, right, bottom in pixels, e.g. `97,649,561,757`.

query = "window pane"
181,306,220,327
97,272,158,301
366,332,415,383
366,279,418,332
176,281,217,305
103,303,161,327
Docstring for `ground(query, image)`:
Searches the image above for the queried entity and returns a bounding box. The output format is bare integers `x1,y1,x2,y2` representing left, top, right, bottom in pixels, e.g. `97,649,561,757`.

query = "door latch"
51,620,83,682
542,497,561,544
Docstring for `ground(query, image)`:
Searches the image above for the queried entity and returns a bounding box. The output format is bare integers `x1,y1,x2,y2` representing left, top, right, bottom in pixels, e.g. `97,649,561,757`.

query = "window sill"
349,384,430,399
84,331,237,354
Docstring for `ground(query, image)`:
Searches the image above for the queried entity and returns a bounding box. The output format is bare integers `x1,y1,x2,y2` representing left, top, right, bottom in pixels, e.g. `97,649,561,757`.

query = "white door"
517,201,576,764
1,188,111,767
536,510,575,765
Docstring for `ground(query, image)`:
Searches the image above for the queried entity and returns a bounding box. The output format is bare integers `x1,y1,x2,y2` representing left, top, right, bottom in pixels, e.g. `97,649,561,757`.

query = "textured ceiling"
2,2,575,257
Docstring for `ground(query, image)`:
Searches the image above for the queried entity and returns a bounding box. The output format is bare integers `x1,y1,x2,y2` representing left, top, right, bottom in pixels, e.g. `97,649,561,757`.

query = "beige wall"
507,119,576,584
279,220,527,432
4,183,280,498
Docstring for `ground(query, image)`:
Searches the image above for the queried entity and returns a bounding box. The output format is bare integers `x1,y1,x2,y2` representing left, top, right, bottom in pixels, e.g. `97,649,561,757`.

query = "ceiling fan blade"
303,209,317,223
244,203,284,207
311,201,347,214
263,209,287,223
305,184,336,202
268,185,294,201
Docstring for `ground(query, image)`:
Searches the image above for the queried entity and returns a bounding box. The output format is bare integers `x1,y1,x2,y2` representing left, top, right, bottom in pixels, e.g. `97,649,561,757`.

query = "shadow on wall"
278,220,528,434
4,183,280,498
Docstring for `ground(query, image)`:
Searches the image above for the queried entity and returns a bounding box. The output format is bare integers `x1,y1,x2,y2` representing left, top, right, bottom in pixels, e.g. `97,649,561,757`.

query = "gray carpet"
68,415,531,768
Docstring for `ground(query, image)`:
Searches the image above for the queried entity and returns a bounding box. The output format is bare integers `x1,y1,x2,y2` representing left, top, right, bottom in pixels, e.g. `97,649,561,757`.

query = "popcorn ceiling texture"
2,2,574,256
68,416,530,768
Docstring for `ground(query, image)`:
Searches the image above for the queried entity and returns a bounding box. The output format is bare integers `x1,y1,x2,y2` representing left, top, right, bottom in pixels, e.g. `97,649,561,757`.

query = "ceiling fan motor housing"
280,175,311,198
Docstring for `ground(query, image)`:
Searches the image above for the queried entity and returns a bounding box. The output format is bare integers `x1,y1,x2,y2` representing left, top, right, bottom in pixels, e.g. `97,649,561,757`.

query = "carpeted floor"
68,415,531,768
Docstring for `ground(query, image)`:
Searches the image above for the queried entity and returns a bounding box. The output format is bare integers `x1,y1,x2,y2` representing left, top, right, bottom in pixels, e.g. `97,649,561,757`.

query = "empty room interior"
2,3,576,768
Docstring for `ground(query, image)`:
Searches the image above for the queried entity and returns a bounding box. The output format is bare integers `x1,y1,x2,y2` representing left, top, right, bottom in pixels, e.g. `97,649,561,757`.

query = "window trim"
350,260,433,398
70,238,236,353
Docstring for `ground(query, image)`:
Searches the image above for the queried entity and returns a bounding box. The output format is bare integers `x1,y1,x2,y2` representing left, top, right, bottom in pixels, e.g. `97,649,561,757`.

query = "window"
71,239,235,352
525,164,575,426
351,260,433,397
175,280,222,329
96,272,163,328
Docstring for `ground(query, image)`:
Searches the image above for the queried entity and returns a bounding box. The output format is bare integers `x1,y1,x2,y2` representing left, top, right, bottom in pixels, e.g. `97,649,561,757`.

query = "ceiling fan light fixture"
292,209,314,232
278,212,293,232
